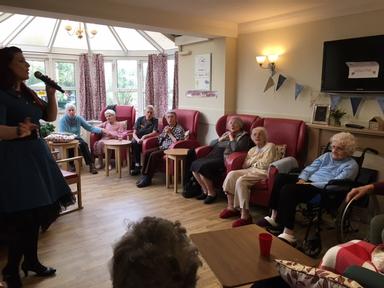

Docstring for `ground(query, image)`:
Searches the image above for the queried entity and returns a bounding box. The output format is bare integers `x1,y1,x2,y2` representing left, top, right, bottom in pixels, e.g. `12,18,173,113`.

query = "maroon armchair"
225,117,307,207
90,105,136,153
195,114,260,159
140,108,201,173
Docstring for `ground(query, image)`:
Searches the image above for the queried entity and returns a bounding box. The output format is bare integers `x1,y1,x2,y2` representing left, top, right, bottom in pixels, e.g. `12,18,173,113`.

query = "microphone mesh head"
34,71,43,78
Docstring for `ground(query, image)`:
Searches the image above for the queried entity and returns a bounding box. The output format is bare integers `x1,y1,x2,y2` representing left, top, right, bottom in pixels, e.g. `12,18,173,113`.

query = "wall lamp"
256,54,279,75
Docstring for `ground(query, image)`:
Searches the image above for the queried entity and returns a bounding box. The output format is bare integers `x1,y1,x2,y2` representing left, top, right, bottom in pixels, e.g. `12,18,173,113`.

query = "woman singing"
0,46,75,288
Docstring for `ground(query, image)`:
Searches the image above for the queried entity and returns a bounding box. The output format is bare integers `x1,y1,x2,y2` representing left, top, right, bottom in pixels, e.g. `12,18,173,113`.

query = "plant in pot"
40,122,56,137
330,109,346,126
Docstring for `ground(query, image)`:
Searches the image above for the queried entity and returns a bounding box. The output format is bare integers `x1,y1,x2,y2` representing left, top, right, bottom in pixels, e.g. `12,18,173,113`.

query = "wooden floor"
0,165,341,288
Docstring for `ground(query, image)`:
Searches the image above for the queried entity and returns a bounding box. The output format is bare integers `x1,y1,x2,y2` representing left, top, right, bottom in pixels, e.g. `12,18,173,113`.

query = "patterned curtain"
172,52,179,109
145,53,168,118
79,53,106,120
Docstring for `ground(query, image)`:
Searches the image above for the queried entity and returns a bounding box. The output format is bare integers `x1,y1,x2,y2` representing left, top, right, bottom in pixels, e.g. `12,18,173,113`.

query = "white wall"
178,37,237,144
236,9,384,124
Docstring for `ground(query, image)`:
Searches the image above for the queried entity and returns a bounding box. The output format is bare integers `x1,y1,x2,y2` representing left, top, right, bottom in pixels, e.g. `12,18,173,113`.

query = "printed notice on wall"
346,61,379,79
195,54,211,90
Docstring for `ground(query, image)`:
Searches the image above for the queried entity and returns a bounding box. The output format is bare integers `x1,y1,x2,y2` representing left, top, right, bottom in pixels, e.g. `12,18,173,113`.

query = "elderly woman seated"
318,181,384,288
190,117,251,204
220,127,276,227
94,109,128,169
256,132,359,246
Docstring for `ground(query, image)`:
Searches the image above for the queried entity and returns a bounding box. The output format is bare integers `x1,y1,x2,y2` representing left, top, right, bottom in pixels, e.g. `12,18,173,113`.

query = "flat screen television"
321,35,384,94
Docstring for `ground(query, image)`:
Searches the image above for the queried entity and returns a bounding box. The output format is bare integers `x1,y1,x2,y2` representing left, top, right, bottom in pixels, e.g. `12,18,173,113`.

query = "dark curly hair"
0,46,22,89
0,46,45,109
111,217,202,288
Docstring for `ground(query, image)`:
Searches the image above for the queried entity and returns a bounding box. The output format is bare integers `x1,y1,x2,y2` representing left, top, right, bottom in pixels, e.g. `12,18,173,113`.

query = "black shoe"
21,262,56,277
89,164,98,174
130,166,141,176
266,225,284,236
136,175,152,188
196,193,207,200
2,268,22,288
204,195,217,204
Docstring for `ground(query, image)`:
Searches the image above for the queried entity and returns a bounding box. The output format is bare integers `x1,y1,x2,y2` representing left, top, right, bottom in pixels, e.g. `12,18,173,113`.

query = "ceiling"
1,0,384,37
0,12,177,56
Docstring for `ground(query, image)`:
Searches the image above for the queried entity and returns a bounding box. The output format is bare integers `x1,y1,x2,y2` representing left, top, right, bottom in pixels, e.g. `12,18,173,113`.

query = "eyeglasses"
331,145,345,152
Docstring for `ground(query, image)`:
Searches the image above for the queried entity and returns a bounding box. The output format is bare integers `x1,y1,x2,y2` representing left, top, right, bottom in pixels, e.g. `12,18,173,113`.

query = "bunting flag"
330,94,342,109
377,97,384,114
350,96,363,116
264,76,275,92
276,74,287,91
295,83,304,99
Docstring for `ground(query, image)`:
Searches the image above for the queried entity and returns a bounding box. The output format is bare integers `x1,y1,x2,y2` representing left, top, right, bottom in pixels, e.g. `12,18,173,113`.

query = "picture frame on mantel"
312,104,330,125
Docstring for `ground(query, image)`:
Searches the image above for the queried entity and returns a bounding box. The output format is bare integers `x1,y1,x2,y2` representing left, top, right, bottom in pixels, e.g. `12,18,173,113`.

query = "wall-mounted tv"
321,35,384,94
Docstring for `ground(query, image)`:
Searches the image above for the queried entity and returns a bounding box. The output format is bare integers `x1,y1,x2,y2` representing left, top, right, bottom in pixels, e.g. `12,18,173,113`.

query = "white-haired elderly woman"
94,109,128,169
59,103,103,174
220,127,276,227
190,117,252,204
257,132,359,246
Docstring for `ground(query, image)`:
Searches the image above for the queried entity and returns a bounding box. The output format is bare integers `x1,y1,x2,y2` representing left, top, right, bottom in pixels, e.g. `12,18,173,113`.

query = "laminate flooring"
0,165,352,287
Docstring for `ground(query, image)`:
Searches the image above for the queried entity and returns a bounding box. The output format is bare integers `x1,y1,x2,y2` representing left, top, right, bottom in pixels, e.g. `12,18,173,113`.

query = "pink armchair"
90,105,136,153
225,117,307,207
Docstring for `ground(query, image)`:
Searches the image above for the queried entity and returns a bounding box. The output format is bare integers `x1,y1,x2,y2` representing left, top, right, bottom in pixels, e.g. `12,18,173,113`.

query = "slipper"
278,233,297,247
232,217,253,228
219,208,240,219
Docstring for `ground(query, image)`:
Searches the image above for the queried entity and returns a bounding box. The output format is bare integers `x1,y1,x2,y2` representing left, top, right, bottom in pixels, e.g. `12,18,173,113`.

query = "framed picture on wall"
312,104,330,125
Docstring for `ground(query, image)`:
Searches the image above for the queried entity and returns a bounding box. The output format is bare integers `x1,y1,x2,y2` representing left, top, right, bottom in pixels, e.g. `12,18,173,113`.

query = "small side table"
164,148,189,193
104,139,131,178
48,140,79,170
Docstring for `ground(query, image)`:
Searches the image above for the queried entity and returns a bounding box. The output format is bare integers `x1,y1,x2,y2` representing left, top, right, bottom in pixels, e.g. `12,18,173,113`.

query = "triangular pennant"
264,76,275,92
330,94,342,109
276,74,287,91
377,96,384,114
295,83,304,99
350,96,363,116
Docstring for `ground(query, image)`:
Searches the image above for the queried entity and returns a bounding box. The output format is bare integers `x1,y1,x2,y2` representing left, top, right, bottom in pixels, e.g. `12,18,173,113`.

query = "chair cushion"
275,144,287,160
275,259,364,288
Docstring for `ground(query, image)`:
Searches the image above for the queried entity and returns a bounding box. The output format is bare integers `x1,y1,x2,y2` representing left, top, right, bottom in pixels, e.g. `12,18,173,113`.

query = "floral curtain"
172,52,179,109
79,53,106,120
145,53,168,118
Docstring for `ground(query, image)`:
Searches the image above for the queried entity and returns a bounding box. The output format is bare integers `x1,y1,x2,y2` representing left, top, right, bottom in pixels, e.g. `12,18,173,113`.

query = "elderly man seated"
136,111,185,188
256,132,359,246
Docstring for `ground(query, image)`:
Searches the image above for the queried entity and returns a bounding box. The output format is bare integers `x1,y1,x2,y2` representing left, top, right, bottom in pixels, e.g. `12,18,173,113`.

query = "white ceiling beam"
108,26,128,54
136,30,164,53
84,22,92,55
3,15,34,46
0,12,12,23
48,19,60,53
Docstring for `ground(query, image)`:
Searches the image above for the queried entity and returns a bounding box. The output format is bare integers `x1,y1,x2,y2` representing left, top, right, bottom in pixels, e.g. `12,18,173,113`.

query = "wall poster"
195,54,211,90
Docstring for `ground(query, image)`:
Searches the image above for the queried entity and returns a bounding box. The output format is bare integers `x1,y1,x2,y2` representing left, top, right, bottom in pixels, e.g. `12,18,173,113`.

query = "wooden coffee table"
190,225,317,288
104,139,131,178
48,140,79,170
164,148,189,193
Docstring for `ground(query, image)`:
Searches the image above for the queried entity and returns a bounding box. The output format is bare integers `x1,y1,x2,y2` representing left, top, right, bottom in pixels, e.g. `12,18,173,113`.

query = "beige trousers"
222,168,268,210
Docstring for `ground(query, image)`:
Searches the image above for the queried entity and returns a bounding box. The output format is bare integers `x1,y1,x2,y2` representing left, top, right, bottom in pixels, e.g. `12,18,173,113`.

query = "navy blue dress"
0,88,74,226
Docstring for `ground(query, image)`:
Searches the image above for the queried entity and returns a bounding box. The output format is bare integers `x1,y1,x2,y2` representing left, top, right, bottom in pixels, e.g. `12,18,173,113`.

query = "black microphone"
34,71,65,93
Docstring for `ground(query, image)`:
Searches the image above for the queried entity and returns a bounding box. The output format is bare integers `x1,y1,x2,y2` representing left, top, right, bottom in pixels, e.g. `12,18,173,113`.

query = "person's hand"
45,85,56,99
228,132,235,141
17,118,38,138
296,179,308,184
164,127,172,134
346,184,374,202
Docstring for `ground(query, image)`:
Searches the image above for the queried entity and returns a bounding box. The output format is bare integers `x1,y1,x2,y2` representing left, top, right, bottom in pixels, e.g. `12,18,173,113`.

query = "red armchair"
195,114,260,159
225,117,307,207
90,105,136,153
140,108,201,172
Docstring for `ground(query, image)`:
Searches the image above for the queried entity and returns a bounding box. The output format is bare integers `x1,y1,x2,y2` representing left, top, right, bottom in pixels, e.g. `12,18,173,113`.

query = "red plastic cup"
259,232,273,257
